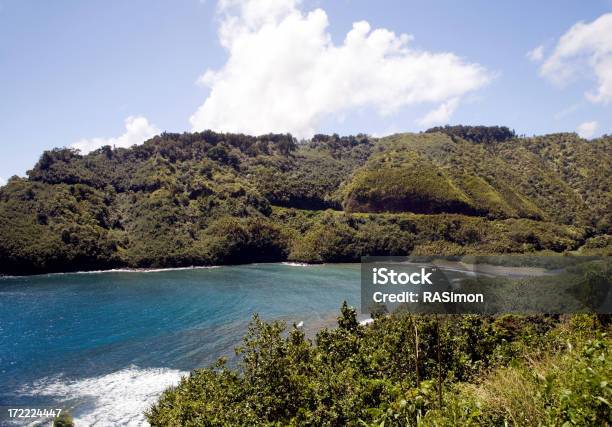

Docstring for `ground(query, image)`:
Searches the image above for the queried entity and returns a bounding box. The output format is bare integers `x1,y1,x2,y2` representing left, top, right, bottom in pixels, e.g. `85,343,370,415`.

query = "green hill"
0,127,609,274
341,134,544,219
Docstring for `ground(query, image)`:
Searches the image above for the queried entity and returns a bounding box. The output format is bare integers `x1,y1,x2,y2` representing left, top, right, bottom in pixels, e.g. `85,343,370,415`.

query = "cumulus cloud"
190,0,492,137
577,120,598,138
417,97,459,127
527,45,544,62
540,13,612,103
72,116,159,154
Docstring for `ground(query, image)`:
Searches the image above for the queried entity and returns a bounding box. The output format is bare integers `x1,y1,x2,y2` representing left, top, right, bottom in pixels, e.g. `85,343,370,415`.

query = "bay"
0,263,361,426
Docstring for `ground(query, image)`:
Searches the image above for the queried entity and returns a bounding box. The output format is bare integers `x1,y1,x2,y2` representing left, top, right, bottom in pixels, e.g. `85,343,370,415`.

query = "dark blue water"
0,263,361,425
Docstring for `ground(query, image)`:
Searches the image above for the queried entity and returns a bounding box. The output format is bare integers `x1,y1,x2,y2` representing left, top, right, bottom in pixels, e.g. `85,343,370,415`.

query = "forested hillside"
0,126,610,274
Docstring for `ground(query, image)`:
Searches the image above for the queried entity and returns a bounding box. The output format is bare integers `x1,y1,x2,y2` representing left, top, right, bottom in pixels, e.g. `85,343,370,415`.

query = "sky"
1,0,612,182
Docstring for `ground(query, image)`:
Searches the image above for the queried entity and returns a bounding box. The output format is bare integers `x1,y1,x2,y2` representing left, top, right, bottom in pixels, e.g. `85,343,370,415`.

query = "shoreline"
0,256,574,279
0,260,329,279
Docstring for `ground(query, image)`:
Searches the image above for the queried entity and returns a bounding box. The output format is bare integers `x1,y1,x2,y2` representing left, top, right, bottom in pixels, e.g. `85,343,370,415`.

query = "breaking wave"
18,366,187,426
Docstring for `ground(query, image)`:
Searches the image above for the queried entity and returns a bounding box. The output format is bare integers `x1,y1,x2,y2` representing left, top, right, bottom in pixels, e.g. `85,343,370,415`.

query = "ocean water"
0,263,361,426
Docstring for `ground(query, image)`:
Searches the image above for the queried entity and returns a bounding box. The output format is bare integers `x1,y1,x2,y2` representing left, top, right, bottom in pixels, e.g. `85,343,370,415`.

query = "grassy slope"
342,132,589,222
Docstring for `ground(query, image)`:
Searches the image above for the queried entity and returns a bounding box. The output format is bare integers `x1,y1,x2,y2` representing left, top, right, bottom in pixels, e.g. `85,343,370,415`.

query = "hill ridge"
0,126,609,274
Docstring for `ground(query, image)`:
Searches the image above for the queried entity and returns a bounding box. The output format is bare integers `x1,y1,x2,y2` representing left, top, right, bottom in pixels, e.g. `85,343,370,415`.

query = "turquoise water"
0,263,361,425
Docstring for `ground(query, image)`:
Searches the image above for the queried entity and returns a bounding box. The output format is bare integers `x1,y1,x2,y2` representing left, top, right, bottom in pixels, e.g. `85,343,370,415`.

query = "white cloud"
72,116,159,154
0,177,5,187
577,120,598,138
416,97,459,127
540,13,612,103
527,44,544,62
190,0,492,138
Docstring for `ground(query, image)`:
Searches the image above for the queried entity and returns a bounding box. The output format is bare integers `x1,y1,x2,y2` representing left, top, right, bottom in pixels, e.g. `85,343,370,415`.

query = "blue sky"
1,0,611,181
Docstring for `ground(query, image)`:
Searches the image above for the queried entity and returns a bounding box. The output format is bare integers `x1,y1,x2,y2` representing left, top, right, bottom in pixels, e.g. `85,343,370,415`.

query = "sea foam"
19,366,187,426
281,262,311,267
3,265,222,279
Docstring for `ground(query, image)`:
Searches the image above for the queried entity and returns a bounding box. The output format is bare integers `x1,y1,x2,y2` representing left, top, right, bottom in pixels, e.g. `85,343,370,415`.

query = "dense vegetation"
146,306,611,426
0,126,610,274
424,125,516,144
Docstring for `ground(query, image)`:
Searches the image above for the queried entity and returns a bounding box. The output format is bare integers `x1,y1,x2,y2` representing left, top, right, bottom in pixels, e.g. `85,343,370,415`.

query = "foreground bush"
146,306,609,426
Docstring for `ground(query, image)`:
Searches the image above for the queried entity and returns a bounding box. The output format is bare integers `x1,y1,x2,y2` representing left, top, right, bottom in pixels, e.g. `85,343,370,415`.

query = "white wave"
281,262,311,267
6,265,222,279
63,265,221,275
129,265,221,273
19,366,187,426
359,318,374,326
